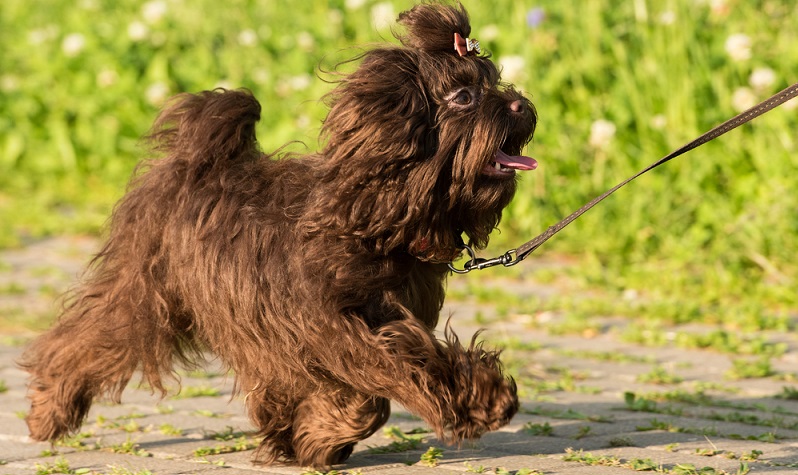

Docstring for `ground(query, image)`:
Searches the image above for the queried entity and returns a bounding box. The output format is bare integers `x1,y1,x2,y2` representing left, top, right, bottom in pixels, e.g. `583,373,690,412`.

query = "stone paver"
3,237,798,474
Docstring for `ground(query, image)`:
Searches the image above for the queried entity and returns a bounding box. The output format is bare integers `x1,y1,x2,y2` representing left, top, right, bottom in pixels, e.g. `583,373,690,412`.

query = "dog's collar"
409,233,465,264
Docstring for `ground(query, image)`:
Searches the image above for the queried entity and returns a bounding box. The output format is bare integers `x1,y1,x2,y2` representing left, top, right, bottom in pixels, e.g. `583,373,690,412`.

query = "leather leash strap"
450,81,798,274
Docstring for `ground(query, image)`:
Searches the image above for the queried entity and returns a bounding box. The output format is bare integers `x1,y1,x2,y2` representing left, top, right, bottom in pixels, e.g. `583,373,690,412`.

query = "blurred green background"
1,0,796,332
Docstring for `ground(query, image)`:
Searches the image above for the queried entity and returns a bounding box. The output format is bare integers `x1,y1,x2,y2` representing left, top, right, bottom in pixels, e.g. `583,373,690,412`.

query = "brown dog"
20,2,537,467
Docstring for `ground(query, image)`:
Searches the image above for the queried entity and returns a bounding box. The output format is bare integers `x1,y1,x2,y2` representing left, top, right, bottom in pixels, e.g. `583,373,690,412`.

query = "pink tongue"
495,149,538,170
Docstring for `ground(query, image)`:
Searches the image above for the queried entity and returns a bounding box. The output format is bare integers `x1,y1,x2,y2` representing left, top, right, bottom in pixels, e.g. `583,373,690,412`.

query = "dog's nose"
509,100,524,113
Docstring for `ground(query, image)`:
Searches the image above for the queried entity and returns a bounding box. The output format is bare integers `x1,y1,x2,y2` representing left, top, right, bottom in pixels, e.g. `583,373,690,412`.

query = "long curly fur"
20,2,537,468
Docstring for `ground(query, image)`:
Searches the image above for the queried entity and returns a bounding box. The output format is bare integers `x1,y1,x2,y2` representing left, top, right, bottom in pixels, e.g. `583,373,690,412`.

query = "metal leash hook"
447,245,520,274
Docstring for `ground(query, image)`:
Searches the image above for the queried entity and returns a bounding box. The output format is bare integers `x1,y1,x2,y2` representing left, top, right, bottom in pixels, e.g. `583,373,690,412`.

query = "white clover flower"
29,28,51,45
479,24,500,42
731,87,757,112
498,55,526,83
724,33,751,62
589,119,617,150
622,288,639,301
252,68,269,85
665,331,677,342
96,69,118,88
297,31,315,52
650,114,667,130
1,75,19,92
345,0,366,10
658,11,676,25
290,74,312,91
709,0,730,16
371,2,395,31
296,115,311,129
238,29,258,47
145,82,170,106
328,10,343,26
62,33,86,57
142,0,168,24
79,0,98,10
749,67,776,91
128,21,149,42
535,311,555,324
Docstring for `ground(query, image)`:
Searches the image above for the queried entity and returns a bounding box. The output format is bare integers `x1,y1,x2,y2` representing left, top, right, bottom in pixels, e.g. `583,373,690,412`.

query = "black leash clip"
447,244,519,274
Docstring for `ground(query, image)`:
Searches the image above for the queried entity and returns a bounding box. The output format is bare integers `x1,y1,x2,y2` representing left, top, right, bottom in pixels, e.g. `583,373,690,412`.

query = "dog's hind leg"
243,382,299,464
244,379,389,467
290,391,390,467
19,272,186,441
20,316,137,440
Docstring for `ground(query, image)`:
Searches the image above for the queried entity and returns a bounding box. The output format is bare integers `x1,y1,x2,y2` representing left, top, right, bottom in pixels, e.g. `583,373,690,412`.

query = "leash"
449,81,798,274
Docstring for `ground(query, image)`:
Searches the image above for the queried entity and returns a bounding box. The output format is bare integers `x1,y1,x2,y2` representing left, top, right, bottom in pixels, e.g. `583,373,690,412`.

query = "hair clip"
454,33,481,57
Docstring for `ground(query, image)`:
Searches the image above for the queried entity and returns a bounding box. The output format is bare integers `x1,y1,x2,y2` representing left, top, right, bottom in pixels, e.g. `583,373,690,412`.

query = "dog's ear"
315,44,459,261
321,47,434,166
396,2,471,56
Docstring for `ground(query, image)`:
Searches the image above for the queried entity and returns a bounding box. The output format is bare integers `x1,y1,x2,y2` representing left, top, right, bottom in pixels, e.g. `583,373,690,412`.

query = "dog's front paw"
447,349,519,441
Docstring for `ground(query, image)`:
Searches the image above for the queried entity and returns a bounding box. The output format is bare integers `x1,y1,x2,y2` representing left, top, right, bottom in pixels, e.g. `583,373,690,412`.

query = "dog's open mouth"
482,149,538,177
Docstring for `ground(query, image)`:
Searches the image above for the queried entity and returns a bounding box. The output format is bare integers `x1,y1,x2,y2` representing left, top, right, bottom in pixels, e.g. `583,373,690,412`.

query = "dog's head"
314,2,537,263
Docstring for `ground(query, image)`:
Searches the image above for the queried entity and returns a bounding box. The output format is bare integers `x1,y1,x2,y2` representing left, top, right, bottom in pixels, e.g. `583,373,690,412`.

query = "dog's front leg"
305,317,519,447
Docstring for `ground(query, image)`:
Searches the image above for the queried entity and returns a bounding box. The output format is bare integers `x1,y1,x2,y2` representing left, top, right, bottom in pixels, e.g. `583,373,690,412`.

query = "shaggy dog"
21,2,537,467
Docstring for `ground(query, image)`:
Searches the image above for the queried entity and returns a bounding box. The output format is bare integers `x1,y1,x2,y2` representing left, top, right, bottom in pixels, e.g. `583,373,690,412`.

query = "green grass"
1,1,797,333
418,446,444,467
106,467,154,475
522,421,554,437
104,438,152,457
637,366,685,385
608,436,635,447
192,409,226,418
193,436,259,457
563,447,755,474
464,463,542,474
0,282,26,295
725,357,778,380
368,425,430,454
522,405,612,423
300,470,363,475
776,386,798,400
34,458,82,475
206,426,247,441
624,389,798,438
171,385,221,399
159,423,182,436
555,348,655,364
56,432,98,451
94,413,148,433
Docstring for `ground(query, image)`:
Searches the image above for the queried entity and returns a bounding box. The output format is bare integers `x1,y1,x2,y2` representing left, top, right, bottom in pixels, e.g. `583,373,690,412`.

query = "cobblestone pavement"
2,237,798,474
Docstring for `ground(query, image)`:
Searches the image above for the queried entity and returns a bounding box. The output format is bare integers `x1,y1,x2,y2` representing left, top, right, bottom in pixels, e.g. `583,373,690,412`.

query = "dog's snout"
509,100,524,114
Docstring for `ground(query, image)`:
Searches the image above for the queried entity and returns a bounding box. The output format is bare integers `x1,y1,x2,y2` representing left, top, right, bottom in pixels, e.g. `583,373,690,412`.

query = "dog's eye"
447,88,479,108
452,90,473,106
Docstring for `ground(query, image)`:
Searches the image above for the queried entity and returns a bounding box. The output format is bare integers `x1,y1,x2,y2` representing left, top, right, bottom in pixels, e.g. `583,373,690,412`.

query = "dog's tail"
146,88,262,169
